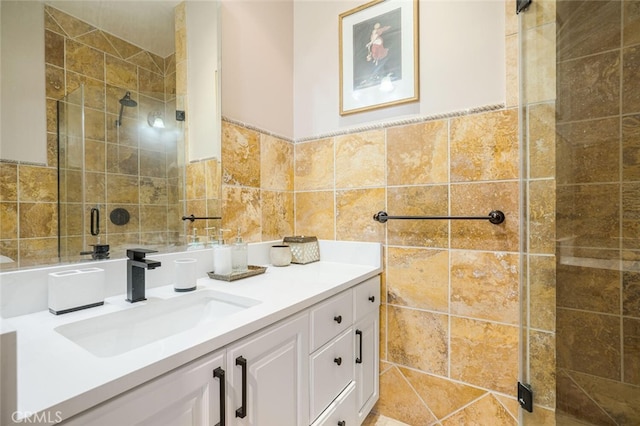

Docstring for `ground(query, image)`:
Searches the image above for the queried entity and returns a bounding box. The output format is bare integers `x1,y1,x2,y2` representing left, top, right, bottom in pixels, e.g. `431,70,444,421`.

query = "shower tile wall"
0,5,180,267
555,0,640,424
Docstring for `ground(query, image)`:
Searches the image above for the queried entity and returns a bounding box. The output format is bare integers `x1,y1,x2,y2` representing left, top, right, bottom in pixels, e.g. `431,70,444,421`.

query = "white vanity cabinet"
225,312,309,426
63,349,226,426
63,313,308,426
60,275,379,426
310,276,380,426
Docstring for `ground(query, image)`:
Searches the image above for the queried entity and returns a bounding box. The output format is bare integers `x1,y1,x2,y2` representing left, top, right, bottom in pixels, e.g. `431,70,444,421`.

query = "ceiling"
46,0,183,57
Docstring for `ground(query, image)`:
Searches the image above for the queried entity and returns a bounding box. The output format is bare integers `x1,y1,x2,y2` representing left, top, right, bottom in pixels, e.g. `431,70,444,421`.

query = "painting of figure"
339,0,418,115
352,8,402,91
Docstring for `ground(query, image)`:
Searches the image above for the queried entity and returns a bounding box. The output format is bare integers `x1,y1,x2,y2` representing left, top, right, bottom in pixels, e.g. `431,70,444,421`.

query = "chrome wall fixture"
373,210,506,225
147,111,165,128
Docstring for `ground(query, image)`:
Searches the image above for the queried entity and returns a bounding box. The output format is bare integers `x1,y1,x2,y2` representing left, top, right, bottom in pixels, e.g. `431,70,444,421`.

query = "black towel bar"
182,214,222,222
373,210,505,225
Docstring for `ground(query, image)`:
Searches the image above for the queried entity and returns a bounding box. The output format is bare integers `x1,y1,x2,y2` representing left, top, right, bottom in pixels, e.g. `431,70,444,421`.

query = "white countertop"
4,241,381,423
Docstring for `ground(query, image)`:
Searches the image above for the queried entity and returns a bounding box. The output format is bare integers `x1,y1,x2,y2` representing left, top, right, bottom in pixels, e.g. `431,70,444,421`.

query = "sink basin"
54,290,260,357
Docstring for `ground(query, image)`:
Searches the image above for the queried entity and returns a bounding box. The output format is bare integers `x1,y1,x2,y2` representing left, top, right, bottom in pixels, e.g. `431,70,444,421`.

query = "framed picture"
339,0,419,115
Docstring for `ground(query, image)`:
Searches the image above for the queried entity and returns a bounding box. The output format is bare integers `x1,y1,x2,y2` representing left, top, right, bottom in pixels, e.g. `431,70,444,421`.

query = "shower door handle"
90,208,100,236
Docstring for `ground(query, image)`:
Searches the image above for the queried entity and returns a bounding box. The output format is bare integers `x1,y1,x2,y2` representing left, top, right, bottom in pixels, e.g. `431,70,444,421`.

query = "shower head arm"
116,104,125,127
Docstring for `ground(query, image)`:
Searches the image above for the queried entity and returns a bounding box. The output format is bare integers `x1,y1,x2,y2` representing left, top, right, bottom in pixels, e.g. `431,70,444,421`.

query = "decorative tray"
207,265,267,282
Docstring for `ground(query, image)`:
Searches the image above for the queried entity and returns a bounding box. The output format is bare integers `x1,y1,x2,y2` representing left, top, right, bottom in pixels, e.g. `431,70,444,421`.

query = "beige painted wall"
293,0,505,139
220,0,294,139
0,1,47,164
222,0,506,140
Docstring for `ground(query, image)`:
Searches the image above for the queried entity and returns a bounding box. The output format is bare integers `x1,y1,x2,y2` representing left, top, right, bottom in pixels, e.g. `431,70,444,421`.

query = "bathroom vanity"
1,240,381,426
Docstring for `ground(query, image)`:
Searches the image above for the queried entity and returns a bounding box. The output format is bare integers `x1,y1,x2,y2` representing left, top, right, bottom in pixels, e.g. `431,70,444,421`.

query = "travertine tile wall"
555,0,640,424
294,108,522,425
221,121,294,242
220,109,522,425
0,5,180,268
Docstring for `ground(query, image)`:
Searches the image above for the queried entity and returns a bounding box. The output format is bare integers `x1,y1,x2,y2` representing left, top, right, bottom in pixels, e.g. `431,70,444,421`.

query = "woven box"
283,236,320,264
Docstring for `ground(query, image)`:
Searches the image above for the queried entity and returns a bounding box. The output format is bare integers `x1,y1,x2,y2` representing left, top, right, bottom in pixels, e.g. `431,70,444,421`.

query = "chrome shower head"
116,91,137,127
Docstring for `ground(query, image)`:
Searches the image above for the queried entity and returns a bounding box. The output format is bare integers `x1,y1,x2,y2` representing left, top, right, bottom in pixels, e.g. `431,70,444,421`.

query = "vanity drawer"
354,276,380,321
309,328,354,421
310,381,356,426
310,289,353,352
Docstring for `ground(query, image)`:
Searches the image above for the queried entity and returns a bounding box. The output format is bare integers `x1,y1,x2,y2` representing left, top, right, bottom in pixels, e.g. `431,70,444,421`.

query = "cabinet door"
63,350,226,426
354,311,379,423
226,313,309,426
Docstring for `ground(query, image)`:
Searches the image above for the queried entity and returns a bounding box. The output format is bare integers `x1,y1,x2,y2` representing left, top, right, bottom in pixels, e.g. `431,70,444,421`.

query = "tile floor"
363,413,411,426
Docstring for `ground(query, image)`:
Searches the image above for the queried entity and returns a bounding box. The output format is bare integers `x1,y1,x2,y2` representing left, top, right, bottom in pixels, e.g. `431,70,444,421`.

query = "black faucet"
126,248,161,303
80,244,110,260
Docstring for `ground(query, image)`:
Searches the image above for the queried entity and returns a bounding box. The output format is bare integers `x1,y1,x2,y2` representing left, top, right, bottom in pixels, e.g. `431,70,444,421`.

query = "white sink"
54,290,261,357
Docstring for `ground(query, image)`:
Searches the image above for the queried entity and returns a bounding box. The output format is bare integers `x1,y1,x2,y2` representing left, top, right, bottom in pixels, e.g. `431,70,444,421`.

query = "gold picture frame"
339,0,419,116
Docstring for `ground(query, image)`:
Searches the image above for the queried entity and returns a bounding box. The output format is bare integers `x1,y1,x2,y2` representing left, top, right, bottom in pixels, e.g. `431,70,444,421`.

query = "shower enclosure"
57,85,186,263
521,0,640,424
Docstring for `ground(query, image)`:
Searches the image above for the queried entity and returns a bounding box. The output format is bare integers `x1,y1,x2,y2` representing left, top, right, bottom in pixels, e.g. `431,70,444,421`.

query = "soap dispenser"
187,228,203,250
205,227,218,248
213,229,232,275
231,227,248,273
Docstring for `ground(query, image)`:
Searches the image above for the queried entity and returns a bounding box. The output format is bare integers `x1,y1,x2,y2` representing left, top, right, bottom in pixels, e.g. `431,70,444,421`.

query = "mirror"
0,0,221,271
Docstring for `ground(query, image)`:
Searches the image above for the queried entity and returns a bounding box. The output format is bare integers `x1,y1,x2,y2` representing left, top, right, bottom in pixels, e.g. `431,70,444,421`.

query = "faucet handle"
126,248,158,261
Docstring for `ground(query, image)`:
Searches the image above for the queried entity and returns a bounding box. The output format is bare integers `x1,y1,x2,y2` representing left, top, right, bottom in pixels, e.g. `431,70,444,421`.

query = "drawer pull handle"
334,357,342,366
213,367,226,426
355,329,363,364
368,295,375,302
334,315,342,324
235,356,247,418
338,421,346,426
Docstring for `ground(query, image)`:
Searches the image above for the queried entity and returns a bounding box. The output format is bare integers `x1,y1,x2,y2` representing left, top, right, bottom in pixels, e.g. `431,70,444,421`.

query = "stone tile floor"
363,413,411,426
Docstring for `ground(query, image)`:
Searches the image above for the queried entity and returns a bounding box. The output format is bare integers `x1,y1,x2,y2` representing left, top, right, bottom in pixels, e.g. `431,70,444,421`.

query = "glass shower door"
521,0,640,424
554,0,640,424
57,85,86,261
